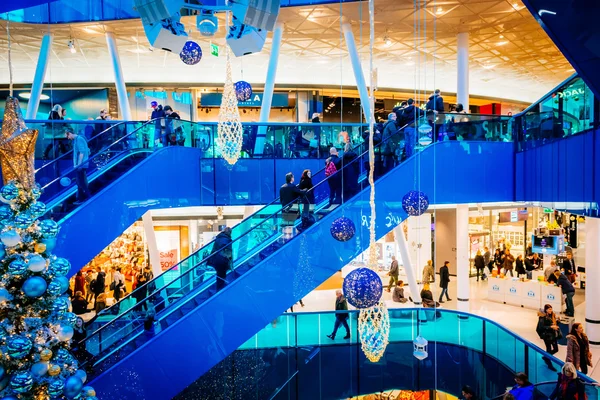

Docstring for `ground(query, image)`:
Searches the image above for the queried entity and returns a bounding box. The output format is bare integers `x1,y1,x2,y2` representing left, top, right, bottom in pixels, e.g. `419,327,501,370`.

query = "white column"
342,23,372,123
142,211,161,279
25,33,53,119
105,32,132,121
585,218,600,345
456,204,470,312
254,23,284,156
456,32,469,112
394,223,421,305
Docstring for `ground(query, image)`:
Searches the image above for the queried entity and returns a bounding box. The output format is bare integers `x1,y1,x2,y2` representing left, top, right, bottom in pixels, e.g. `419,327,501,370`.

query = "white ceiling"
0,0,572,103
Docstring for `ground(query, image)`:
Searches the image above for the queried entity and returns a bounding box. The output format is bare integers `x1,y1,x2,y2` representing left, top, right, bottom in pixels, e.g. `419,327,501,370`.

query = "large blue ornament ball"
342,268,383,309
234,81,253,102
330,217,356,242
54,276,70,294
52,296,70,314
0,183,19,202
22,276,48,297
30,361,49,378
7,336,32,359
179,41,202,65
74,369,87,384
28,201,46,218
64,375,84,399
54,348,71,365
42,237,57,253
401,190,430,217
46,280,63,296
28,254,46,272
47,378,65,397
14,213,34,229
1,396,18,400
57,324,74,342
39,219,59,238
49,257,71,276
0,230,20,247
61,312,78,327
0,206,12,223
8,259,28,275
60,177,71,187
10,371,33,394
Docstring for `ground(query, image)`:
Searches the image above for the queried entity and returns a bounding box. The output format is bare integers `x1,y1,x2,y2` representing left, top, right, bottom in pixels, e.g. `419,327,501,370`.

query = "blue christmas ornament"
39,219,59,238
52,296,70,314
54,276,70,294
64,375,84,399
31,186,42,200
54,348,71,364
234,81,253,102
46,280,63,296
330,217,356,242
42,237,57,252
8,259,27,275
0,366,4,380
7,336,32,359
60,312,78,327
0,245,5,259
22,276,47,297
47,378,64,397
0,230,20,247
57,324,74,342
30,361,49,378
28,201,46,218
0,288,12,302
13,213,34,229
49,257,71,276
74,369,87,384
402,190,430,217
180,41,202,65
0,396,17,400
10,371,33,394
0,206,12,223
342,268,383,309
0,183,19,202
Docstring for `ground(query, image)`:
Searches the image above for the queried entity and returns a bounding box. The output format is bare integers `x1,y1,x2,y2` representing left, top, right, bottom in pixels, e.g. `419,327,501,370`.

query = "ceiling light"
436,7,444,15
499,35,504,38
131,36,138,42
383,36,393,47
512,3,519,10
497,41,508,46
68,40,76,54
483,64,496,69
19,93,49,100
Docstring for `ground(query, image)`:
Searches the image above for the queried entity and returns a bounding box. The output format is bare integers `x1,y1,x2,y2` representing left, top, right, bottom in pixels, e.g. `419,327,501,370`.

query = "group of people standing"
150,101,183,147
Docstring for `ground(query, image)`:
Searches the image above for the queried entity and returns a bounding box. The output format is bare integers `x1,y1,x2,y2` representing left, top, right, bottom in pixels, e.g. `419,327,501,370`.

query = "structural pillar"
142,211,166,301
105,32,132,121
456,204,470,312
456,32,469,112
585,217,600,345
254,23,284,156
342,23,372,123
25,33,53,120
394,223,421,305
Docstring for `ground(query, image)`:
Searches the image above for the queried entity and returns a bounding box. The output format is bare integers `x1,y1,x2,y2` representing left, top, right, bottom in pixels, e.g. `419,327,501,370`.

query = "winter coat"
510,384,534,400
422,264,434,283
207,231,233,271
566,333,592,371
536,311,560,342
392,287,408,303
474,255,485,270
298,177,314,204
503,253,515,271
439,265,450,289
426,94,444,113
557,274,575,294
550,373,586,400
515,259,526,275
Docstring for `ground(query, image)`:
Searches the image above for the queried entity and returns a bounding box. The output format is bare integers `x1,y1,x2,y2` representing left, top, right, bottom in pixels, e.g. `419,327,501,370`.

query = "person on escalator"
508,372,534,400
207,227,233,292
65,130,91,205
325,147,342,206
150,101,166,147
342,143,359,199
164,105,182,146
280,172,307,213
401,98,424,158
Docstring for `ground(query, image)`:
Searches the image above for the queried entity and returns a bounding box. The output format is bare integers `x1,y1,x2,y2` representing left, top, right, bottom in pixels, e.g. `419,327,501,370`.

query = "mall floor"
291,274,600,381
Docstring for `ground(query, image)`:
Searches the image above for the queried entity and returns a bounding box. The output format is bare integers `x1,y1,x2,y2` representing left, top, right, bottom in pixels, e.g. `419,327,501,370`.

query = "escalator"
84,132,514,399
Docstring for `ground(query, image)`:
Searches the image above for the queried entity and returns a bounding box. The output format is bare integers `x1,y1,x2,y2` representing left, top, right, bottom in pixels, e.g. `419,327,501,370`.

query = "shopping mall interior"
0,0,599,399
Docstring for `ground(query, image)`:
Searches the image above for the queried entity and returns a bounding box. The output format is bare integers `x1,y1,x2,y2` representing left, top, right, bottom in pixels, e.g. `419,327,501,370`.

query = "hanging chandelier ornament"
358,301,390,362
217,26,243,165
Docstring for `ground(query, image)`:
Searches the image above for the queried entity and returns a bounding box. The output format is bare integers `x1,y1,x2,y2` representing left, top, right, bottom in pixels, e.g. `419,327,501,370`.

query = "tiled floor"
291,276,599,382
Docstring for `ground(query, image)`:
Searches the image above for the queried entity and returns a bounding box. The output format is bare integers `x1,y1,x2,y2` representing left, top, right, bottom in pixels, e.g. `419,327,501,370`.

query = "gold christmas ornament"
0,97,38,189
40,349,52,361
48,364,60,376
82,387,96,397
216,44,243,166
34,243,47,253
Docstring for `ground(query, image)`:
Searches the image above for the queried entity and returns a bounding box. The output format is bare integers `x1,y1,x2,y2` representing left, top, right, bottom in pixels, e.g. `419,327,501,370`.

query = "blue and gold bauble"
22,276,47,297
402,190,430,217
31,186,42,200
8,259,27,275
0,183,19,202
27,254,46,272
179,41,202,65
30,361,49,378
55,276,70,294
10,372,33,394
38,219,59,238
48,257,71,276
0,288,11,302
330,217,356,242
234,81,253,102
0,206,12,224
74,369,87,383
14,213,34,229
81,386,95,397
46,280,63,296
342,268,383,309
47,377,65,397
63,375,84,399
28,201,46,218
60,311,78,327
0,230,20,247
42,237,56,252
53,348,70,365
7,336,32,359
52,296,70,314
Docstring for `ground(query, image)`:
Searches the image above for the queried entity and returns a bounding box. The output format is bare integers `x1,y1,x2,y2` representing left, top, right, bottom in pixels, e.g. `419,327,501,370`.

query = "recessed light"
436,7,444,15
497,41,508,46
19,93,49,100
499,35,504,39
384,36,393,47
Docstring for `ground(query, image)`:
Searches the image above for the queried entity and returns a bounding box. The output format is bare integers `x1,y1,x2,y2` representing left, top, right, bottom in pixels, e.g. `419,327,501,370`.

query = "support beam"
25,33,53,120
342,23,372,123
585,217,600,344
456,204,470,312
456,32,469,111
105,32,132,121
254,23,284,156
142,211,166,302
394,223,421,305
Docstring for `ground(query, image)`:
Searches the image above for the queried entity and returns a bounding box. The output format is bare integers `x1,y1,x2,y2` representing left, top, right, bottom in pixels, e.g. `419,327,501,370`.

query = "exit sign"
210,43,219,57
544,208,553,213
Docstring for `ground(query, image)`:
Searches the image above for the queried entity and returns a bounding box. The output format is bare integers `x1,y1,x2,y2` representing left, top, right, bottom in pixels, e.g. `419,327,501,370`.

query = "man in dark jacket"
426,90,445,141
555,270,575,317
208,227,234,291
386,255,399,292
561,252,576,283
280,172,306,211
439,261,451,303
164,105,182,146
327,289,350,340
92,266,106,305
151,101,166,147
402,98,424,158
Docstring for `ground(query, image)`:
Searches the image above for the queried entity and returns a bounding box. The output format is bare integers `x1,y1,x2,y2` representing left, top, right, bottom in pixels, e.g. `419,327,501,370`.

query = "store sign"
527,290,535,298
492,285,500,292
547,294,555,301
200,92,289,108
509,286,517,293
160,249,178,271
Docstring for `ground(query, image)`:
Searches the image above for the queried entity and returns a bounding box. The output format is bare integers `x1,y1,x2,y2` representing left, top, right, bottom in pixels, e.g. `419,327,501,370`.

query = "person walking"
494,248,503,275
562,252,576,284
555,270,575,317
515,255,526,278
91,266,106,305
483,246,492,273
386,256,399,292
566,322,593,375
207,227,233,291
474,250,485,281
74,271,86,297
549,363,586,400
65,130,91,205
502,249,515,277
537,304,561,356
111,267,125,303
325,147,342,206
439,261,451,303
327,289,350,340
84,271,94,303
422,260,434,284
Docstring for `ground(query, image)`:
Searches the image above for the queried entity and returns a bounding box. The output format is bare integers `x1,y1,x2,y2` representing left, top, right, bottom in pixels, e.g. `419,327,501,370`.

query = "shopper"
111,267,125,303
461,386,477,400
439,261,451,303
342,142,360,199
95,293,107,314
401,98,423,158
280,172,307,212
84,271,94,303
474,250,485,281
134,266,153,310
515,255,526,278
555,270,575,317
43,104,68,159
562,252,576,284
483,246,492,272
494,249,503,275
327,289,350,340
545,261,559,282
525,255,536,279
298,169,314,207
392,280,408,303
549,363,586,400
72,317,87,346
65,130,91,205
151,101,166,147
325,147,342,206
72,291,89,315
91,266,106,305
144,301,157,335
426,89,445,140
509,372,534,400
537,304,561,356
422,260,435,284
164,105,182,146
207,227,233,291
566,322,593,375
74,271,86,296
502,249,515,277
386,255,399,292
532,253,542,269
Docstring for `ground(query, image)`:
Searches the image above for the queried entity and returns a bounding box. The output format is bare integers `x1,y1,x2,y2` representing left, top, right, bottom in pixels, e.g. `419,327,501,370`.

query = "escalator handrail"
81,120,413,346
513,73,579,118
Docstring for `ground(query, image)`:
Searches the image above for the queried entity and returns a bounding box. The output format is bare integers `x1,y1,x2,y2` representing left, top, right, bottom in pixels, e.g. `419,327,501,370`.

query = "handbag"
110,281,115,291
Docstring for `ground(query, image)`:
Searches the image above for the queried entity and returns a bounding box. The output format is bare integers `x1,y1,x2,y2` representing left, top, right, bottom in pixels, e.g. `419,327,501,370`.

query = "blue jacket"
151,105,165,128
426,94,445,113
510,383,534,400
557,274,575,294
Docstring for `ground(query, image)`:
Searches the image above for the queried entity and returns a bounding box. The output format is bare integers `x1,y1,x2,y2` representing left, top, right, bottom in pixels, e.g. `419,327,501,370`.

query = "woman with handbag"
537,304,561,355
550,363,586,400
566,322,593,375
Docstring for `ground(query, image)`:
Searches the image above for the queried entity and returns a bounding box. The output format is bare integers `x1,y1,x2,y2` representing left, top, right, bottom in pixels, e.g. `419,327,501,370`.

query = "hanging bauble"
234,81,253,102
31,186,41,200
53,348,71,364
342,268,383,309
63,375,84,399
74,369,87,384
0,206,12,224
57,324,74,342
34,242,46,253
9,372,33,394
48,364,61,376
52,296,70,314
0,183,19,202
46,280,63,296
81,386,96,397
0,366,4,381
28,201,46,218
0,230,20,247
7,336,32,359
0,288,12,302
40,349,53,361
42,237,56,252
14,213,35,229
27,254,46,272
217,45,243,166
31,361,49,377
8,259,28,275
60,311,78,327
358,301,390,363
197,12,218,36
54,276,70,294
330,217,356,242
48,257,71,276
47,377,64,397
60,177,71,187
417,124,433,146
402,190,430,217
180,41,202,65
39,219,59,238
22,276,47,297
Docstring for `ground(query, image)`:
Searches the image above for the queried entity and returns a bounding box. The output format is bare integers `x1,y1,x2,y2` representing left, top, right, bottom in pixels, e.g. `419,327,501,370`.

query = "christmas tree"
0,97,97,399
